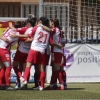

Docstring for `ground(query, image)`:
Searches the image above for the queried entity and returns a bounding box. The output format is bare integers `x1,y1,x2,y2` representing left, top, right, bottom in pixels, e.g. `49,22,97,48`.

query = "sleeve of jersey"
16,27,27,34
61,30,64,38
49,28,56,44
49,32,54,45
61,30,66,42
28,26,38,38
51,28,56,35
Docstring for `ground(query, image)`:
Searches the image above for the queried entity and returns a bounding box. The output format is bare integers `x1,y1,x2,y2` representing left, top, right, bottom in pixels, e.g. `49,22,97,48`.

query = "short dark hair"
14,21,22,28
27,18,36,27
39,17,49,27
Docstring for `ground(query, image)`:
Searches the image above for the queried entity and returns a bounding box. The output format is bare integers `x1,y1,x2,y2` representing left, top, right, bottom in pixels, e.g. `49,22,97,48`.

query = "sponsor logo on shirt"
5,54,9,57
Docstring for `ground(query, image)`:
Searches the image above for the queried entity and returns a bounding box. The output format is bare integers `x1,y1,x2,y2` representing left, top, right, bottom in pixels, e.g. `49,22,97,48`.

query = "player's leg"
0,63,6,90
33,64,40,89
38,64,46,90
34,51,46,91
60,55,67,89
60,66,67,89
51,52,64,90
13,50,23,83
20,62,32,88
1,48,15,90
20,62,28,90
13,61,21,89
3,60,15,90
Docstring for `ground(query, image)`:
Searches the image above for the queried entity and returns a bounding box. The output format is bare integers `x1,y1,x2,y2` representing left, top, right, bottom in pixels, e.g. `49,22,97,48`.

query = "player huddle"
0,14,67,91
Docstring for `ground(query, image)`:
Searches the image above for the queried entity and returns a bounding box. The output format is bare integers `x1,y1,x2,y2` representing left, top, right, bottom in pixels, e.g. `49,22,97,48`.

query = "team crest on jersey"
5,54,9,60
5,54,9,57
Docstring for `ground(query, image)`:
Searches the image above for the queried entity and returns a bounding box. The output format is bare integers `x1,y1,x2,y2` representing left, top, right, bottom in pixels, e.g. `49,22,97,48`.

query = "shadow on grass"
66,88,85,90
20,87,85,91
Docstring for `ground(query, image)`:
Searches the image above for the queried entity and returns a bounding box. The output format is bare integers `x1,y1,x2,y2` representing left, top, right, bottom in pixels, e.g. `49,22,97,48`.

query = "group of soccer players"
0,14,67,91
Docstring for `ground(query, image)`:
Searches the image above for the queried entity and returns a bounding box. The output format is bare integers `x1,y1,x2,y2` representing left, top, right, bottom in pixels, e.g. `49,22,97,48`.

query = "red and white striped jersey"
0,28,19,49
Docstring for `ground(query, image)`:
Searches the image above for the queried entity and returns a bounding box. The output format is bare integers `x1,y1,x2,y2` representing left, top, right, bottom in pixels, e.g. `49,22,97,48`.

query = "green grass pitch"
0,83,100,99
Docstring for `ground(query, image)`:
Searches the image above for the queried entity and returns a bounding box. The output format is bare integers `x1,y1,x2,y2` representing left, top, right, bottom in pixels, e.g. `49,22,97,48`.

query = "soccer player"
48,19,64,90
0,22,21,90
12,19,36,89
32,19,51,89
18,17,50,90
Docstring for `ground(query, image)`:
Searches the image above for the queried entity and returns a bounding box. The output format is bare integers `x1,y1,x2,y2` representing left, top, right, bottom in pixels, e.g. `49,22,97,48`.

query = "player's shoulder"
51,27,56,34
32,26,39,30
52,27,56,31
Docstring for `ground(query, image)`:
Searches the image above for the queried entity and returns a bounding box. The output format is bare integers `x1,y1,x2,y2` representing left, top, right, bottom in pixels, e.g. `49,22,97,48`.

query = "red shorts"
0,48,11,62
14,50,28,63
51,52,63,64
60,56,66,66
26,49,46,65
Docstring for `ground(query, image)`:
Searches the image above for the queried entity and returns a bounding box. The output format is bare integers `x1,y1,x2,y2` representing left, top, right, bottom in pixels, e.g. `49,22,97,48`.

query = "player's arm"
11,27,36,39
18,37,33,42
11,34,28,38
49,30,63,49
49,35,63,49
61,30,66,47
52,43,63,49
9,23,27,34
51,42,63,49
25,38,33,42
0,36,9,43
39,24,51,32
42,25,51,32
61,38,66,47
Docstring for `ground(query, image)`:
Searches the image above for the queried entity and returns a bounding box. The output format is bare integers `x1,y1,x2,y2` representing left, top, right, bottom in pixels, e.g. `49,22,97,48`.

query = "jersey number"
38,32,48,44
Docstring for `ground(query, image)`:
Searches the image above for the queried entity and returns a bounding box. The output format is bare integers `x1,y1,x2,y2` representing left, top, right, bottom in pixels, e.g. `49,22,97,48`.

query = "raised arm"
38,24,51,32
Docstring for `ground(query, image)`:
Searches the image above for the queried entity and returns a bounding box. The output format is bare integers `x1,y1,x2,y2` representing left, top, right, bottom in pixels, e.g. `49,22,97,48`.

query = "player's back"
31,26,50,53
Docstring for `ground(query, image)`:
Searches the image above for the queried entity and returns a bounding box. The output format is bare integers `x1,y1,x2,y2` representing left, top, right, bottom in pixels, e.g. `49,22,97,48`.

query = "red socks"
13,67,22,78
56,70,63,84
0,67,5,86
39,71,45,88
5,67,12,86
23,67,30,81
62,70,66,83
